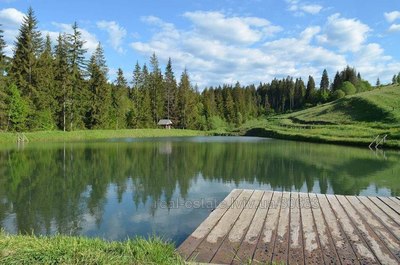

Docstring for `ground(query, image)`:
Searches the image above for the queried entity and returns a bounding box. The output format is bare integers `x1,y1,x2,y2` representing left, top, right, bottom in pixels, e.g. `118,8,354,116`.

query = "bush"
208,116,229,130
332,90,346,100
340,81,356,95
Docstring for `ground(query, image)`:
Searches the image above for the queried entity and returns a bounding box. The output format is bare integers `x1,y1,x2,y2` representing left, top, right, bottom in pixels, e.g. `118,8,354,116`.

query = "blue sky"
0,0,399,88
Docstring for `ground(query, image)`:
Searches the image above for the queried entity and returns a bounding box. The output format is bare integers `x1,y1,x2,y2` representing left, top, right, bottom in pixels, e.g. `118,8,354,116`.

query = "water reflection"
0,137,399,244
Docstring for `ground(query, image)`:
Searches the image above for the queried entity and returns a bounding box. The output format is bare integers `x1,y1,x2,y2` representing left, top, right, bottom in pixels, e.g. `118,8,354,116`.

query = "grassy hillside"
243,84,400,148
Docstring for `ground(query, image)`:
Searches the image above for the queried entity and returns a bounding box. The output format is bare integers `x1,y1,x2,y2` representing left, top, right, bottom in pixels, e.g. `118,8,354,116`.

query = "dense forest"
1,8,400,132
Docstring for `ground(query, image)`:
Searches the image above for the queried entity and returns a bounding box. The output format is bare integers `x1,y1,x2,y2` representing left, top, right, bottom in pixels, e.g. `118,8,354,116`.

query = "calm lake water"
0,136,399,245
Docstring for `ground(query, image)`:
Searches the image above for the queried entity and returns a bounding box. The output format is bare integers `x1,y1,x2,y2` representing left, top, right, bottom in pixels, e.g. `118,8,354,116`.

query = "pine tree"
54,34,70,131
376,78,381,87
66,22,87,130
112,68,129,129
397,73,400,84
10,7,43,125
305,75,316,104
0,24,7,129
393,75,397,85
87,43,111,129
0,24,6,75
149,53,164,124
320,69,329,92
34,34,57,129
137,63,152,127
332,71,342,91
294,78,305,109
177,69,196,128
164,58,178,124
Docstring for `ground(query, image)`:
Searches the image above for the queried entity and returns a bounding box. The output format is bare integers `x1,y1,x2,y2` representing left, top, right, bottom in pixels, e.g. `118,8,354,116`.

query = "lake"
0,136,399,245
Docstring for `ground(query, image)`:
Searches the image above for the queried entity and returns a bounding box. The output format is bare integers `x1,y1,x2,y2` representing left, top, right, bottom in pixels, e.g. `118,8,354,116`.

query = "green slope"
244,84,400,148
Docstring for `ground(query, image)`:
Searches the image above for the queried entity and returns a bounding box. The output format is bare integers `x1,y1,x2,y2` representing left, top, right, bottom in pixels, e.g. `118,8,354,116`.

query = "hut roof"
157,119,173,125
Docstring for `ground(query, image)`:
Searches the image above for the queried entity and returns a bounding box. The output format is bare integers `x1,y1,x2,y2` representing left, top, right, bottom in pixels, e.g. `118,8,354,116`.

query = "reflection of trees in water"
0,140,399,235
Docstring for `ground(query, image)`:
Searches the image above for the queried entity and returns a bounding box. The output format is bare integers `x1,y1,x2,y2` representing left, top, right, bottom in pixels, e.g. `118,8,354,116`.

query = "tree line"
0,8,398,132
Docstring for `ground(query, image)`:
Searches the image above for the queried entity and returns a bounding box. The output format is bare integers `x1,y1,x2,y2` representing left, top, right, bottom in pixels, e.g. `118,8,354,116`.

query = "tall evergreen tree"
397,73,400,84
305,75,316,104
54,34,70,131
66,22,87,130
112,68,129,129
34,34,57,129
137,64,152,127
87,43,111,129
393,75,397,85
320,69,329,92
0,24,7,129
332,71,342,91
10,7,43,121
163,58,178,123
149,53,164,124
177,69,197,128
376,78,381,87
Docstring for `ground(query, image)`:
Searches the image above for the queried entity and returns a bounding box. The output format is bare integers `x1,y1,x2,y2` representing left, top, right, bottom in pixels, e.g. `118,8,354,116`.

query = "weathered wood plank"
299,193,324,265
177,189,243,260
348,196,400,261
358,196,400,240
317,194,358,265
272,192,291,264
379,197,400,214
337,195,398,265
211,190,264,264
179,190,400,264
368,196,400,226
189,189,254,262
252,191,283,264
326,194,378,264
288,192,304,265
232,191,273,265
309,193,339,264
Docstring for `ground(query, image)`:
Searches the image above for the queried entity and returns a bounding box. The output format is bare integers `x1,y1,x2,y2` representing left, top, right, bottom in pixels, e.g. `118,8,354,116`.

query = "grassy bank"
0,129,206,144
0,232,184,265
241,85,400,149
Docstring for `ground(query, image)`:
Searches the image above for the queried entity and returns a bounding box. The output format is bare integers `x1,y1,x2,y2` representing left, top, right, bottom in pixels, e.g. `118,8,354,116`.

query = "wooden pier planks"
178,190,400,264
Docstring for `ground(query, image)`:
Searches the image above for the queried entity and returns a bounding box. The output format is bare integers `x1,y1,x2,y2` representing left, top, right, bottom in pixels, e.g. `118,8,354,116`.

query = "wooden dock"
178,189,400,264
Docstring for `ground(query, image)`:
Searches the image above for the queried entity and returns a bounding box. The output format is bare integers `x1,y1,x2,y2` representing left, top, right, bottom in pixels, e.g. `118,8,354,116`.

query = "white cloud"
131,14,349,87
384,11,400,23
97,20,127,53
0,8,25,55
317,13,370,52
0,8,24,27
352,43,399,82
388,24,400,32
286,0,323,15
53,22,99,54
301,4,323,15
182,11,282,44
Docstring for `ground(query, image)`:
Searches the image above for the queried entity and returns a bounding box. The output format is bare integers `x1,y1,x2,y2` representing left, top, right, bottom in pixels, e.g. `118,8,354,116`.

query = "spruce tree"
376,78,381,87
177,69,196,128
10,7,43,126
320,69,329,92
393,75,397,85
149,53,164,124
164,58,178,124
305,75,316,104
0,24,7,129
87,43,111,129
54,34,70,131
34,34,57,129
397,73,400,84
66,22,87,130
112,68,129,129
332,71,342,91
138,64,153,127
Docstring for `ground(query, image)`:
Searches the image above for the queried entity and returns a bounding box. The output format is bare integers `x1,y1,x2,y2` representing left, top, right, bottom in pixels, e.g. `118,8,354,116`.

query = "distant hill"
244,84,400,148
287,84,400,125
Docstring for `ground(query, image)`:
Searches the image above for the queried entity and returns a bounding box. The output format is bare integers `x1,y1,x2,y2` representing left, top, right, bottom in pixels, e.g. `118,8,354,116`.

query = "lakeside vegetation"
0,128,205,143
0,231,183,265
241,84,400,148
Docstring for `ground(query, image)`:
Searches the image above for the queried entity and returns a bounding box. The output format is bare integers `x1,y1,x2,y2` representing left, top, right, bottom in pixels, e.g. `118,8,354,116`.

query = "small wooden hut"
157,119,173,129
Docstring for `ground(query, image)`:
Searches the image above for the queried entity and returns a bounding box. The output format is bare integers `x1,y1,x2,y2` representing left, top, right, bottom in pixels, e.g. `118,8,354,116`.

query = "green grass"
0,129,207,144
243,84,400,148
0,231,184,265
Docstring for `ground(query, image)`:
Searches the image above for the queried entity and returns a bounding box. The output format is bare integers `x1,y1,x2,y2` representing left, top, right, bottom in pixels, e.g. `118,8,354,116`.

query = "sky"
0,0,399,88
